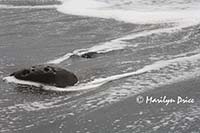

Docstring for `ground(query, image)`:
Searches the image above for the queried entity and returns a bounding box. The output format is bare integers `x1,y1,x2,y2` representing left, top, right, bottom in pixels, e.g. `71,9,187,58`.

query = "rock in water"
81,52,99,58
10,65,78,88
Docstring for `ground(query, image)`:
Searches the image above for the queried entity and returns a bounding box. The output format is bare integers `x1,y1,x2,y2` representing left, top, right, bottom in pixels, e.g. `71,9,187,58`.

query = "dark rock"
81,52,99,58
10,65,78,88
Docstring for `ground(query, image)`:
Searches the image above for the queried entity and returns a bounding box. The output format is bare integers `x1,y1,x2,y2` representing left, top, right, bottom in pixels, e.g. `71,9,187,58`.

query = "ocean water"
0,0,200,132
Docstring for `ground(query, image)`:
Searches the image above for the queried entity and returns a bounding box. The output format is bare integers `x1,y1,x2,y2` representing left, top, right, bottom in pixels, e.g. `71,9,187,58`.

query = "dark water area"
0,8,136,70
0,0,61,6
0,1,200,132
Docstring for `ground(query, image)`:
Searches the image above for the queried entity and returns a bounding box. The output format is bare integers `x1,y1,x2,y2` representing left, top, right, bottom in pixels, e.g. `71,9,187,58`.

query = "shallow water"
0,0,200,132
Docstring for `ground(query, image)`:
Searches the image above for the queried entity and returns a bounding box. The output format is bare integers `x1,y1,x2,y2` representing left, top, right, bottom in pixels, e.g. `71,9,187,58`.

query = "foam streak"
4,53,200,92
47,25,187,64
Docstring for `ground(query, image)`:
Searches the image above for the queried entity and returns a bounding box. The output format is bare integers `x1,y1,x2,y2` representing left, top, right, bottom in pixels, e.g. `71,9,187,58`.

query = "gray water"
0,0,200,132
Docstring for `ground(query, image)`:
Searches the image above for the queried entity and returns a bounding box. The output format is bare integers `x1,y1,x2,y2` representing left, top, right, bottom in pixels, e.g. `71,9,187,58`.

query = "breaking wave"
57,0,200,25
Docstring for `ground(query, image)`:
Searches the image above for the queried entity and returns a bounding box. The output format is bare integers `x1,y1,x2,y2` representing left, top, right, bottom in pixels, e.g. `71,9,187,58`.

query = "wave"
47,38,129,64
47,25,188,64
4,52,200,92
30,0,200,65
57,0,200,25
49,0,200,65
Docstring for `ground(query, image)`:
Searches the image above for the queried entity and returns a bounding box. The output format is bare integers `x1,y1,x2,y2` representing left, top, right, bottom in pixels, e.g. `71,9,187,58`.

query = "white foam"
47,53,73,64
57,0,200,25
2,76,103,92
49,0,200,65
3,69,143,92
4,53,200,92
47,25,185,64
47,39,128,64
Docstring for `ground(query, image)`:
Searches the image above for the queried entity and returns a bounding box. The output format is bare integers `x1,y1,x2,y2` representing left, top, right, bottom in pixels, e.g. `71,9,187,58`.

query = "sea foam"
47,25,186,64
57,0,200,25
48,0,200,64
4,53,200,92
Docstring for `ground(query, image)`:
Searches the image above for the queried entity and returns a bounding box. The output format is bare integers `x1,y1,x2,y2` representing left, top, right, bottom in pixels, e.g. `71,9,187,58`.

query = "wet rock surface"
11,65,78,88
